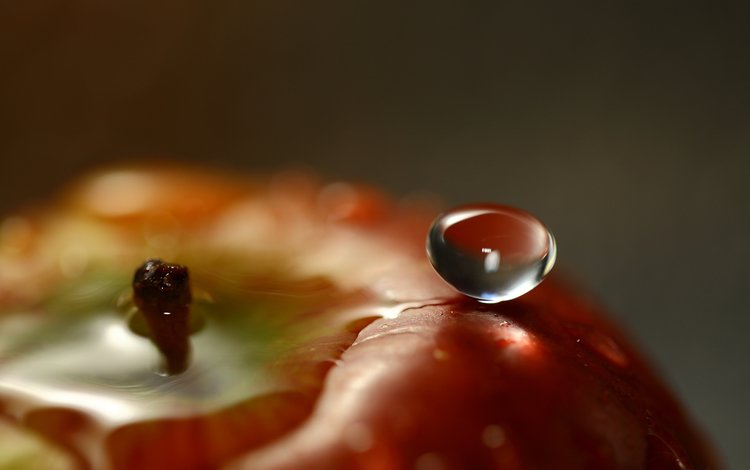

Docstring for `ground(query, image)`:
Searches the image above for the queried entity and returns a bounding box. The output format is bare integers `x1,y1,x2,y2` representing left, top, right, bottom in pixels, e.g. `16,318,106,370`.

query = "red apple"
0,166,720,469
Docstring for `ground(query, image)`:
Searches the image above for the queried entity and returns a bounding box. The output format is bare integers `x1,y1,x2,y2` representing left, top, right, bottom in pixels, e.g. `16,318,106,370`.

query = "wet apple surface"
0,167,719,469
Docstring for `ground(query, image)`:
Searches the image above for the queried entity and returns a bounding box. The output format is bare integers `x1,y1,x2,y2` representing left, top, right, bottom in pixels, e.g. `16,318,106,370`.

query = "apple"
0,166,719,469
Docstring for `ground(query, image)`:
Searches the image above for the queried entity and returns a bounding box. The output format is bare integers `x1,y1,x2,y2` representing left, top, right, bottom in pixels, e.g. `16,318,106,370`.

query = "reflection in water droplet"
426,204,556,303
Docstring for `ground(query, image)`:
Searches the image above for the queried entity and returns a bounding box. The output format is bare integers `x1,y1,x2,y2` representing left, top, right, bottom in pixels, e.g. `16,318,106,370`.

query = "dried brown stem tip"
132,259,192,375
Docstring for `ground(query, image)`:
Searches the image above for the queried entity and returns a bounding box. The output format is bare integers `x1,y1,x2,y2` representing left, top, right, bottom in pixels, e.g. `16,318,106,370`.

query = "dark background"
1,1,748,467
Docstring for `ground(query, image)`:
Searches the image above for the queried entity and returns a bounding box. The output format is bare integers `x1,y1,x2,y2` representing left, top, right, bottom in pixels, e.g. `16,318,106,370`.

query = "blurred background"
1,1,748,467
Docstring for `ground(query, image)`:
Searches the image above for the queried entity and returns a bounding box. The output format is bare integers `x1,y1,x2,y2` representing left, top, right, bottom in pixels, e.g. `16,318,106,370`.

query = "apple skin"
230,283,719,470
0,166,720,469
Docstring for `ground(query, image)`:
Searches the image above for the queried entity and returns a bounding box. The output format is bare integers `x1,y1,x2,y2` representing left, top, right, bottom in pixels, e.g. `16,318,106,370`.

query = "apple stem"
132,259,192,375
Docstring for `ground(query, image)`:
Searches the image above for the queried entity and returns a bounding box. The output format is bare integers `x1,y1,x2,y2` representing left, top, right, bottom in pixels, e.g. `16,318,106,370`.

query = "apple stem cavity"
132,259,193,375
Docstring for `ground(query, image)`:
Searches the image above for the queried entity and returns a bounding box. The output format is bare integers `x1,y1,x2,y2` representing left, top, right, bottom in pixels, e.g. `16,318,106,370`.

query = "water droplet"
426,204,556,303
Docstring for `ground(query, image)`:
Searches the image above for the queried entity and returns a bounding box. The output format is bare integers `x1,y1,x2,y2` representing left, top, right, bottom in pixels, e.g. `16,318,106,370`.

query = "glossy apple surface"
0,166,719,469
